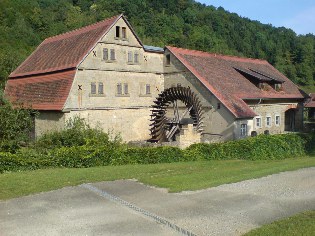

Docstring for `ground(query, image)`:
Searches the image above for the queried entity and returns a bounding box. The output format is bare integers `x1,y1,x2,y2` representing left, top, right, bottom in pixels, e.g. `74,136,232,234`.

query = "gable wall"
163,49,236,142
62,17,164,141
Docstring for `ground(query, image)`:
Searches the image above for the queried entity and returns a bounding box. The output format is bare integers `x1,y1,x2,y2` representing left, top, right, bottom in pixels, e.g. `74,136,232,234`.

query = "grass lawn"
243,210,315,236
0,156,314,200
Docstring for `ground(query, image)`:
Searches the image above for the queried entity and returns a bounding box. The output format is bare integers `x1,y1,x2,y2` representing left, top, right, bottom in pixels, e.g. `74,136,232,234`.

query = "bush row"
0,133,313,173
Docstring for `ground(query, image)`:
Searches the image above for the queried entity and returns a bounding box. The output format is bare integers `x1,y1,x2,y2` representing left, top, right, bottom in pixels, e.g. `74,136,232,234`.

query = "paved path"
1,167,315,236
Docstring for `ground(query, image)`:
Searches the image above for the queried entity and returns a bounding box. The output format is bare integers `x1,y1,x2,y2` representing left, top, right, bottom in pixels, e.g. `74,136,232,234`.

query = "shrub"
185,134,306,160
34,117,120,150
0,133,311,173
0,91,36,153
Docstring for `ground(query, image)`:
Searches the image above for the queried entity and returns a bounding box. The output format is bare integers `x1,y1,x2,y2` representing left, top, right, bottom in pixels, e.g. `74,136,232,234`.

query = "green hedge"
185,133,306,160
0,133,313,173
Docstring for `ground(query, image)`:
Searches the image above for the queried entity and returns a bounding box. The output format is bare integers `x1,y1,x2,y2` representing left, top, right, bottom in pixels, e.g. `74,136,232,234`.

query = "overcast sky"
197,0,315,35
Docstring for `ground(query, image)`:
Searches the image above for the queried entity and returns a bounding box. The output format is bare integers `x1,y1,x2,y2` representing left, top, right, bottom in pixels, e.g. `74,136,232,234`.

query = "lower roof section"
4,69,76,111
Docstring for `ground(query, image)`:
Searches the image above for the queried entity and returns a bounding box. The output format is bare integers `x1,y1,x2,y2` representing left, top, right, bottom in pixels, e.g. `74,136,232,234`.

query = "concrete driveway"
1,167,314,236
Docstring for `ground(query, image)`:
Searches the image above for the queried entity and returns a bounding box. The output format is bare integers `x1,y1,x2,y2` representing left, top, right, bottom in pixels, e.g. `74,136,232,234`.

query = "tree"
0,91,36,152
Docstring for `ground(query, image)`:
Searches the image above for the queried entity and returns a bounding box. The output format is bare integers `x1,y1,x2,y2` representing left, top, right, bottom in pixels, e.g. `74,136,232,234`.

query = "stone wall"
65,108,152,141
163,49,236,143
35,111,65,138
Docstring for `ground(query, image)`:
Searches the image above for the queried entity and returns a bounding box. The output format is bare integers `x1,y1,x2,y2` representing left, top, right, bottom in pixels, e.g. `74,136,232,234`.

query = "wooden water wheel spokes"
149,86,204,143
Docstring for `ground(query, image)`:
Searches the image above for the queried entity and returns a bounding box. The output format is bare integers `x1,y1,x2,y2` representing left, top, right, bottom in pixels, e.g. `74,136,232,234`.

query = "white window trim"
266,116,272,127
255,116,262,129
275,114,281,126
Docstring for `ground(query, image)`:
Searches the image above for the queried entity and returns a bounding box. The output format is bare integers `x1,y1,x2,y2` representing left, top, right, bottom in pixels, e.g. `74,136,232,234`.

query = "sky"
197,0,315,35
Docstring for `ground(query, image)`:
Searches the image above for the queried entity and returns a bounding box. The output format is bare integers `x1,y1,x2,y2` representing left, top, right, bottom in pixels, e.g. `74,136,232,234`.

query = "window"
91,82,96,94
266,116,271,127
217,103,221,109
110,49,115,60
117,83,122,95
275,115,281,126
128,51,133,63
124,83,129,94
98,82,104,94
166,54,170,65
134,52,139,63
122,27,127,38
275,83,282,91
115,26,120,38
145,84,151,94
103,48,108,61
240,124,247,137
256,117,262,128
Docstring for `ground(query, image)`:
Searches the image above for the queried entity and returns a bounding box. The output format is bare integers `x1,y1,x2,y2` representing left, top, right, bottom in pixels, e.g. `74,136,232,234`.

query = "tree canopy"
1,0,314,91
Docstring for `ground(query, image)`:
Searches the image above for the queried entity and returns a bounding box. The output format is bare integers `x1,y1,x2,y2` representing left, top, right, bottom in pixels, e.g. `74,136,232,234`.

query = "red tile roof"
305,93,315,108
6,15,125,110
167,46,305,118
10,14,121,78
5,69,76,110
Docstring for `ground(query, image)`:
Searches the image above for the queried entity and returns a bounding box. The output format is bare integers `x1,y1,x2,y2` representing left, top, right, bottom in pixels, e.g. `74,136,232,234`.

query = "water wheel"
149,86,204,142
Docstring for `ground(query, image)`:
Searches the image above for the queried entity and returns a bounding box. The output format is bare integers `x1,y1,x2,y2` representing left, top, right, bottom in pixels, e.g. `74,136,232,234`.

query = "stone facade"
29,16,305,144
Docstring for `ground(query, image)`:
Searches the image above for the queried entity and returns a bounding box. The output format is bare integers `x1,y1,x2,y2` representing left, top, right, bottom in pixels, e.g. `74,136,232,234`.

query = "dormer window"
275,83,282,91
259,82,267,90
234,67,284,91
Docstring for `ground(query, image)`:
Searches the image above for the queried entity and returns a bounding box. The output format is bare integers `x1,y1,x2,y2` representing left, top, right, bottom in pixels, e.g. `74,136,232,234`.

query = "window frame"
266,116,272,127
165,54,171,66
90,82,96,95
145,84,151,95
127,51,133,63
240,124,247,137
103,48,108,61
275,115,281,126
255,117,262,128
115,26,120,38
98,82,104,95
122,27,127,39
110,49,116,61
134,51,139,63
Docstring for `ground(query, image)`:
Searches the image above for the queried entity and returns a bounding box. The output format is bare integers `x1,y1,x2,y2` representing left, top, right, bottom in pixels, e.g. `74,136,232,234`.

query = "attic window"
122,27,127,39
166,54,170,66
116,26,120,38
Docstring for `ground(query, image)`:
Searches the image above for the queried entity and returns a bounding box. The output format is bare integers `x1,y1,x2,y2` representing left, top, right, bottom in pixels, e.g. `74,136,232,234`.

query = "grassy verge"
243,210,315,236
0,156,314,200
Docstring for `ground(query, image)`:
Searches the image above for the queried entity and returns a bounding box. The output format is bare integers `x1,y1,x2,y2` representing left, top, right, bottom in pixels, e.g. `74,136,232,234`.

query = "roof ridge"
166,46,268,64
44,14,122,43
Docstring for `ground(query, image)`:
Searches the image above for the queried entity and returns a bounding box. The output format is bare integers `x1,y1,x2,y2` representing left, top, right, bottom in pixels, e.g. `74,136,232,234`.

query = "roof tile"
167,46,305,118
10,15,121,78
5,69,76,110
